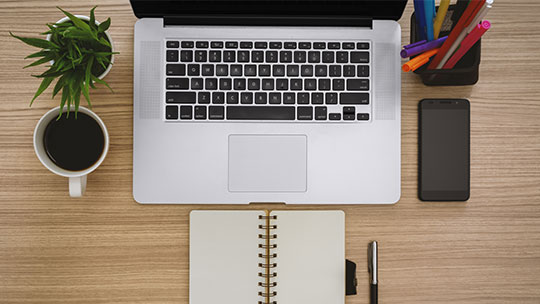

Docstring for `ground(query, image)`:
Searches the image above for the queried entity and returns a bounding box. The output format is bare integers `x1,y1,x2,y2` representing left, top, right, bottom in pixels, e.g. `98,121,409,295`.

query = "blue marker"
413,0,427,40
424,0,436,41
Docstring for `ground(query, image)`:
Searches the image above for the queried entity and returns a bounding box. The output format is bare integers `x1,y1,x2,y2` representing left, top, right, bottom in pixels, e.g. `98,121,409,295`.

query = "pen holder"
410,5,481,86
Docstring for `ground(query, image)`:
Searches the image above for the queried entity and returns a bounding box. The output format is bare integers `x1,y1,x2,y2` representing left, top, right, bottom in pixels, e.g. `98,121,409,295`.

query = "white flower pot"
46,15,115,80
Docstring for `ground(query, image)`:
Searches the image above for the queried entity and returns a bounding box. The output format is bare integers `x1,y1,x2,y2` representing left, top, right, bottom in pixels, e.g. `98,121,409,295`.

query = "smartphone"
419,99,470,201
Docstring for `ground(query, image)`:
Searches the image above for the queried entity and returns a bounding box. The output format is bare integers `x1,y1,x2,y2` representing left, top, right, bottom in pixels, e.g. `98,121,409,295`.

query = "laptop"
130,0,406,204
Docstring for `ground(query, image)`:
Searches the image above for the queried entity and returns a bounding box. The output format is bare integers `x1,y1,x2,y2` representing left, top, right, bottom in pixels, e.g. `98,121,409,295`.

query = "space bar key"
227,106,295,120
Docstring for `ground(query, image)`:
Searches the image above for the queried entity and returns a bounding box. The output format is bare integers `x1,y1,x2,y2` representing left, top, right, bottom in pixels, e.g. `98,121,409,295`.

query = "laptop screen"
130,0,407,20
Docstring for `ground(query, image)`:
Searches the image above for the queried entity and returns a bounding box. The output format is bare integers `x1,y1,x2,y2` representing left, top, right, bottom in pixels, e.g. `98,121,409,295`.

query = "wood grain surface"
1,0,540,303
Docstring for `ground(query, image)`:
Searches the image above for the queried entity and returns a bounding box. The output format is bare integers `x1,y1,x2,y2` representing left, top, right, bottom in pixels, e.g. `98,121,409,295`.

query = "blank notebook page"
189,210,264,304
272,210,345,304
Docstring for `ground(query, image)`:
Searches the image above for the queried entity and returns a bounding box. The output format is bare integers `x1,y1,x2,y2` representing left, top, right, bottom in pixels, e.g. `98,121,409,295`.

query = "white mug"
33,106,109,197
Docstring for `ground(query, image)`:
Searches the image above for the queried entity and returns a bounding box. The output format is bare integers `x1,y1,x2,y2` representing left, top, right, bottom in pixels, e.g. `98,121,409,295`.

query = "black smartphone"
419,99,470,201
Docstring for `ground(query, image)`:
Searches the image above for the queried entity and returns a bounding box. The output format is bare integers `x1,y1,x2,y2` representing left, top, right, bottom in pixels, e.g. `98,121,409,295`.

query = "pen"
401,36,447,58
424,0,436,41
368,241,378,304
466,0,493,34
402,48,440,72
443,20,490,69
433,0,450,39
413,0,427,40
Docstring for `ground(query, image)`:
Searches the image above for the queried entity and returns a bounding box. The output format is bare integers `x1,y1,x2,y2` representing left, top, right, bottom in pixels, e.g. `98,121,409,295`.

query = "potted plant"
10,7,117,118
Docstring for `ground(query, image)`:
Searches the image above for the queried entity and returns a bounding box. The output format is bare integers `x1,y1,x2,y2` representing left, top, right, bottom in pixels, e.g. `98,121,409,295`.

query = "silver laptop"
131,0,405,204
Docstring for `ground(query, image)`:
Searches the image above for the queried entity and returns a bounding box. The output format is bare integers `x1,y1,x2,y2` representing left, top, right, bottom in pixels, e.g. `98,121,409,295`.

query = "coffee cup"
33,106,109,197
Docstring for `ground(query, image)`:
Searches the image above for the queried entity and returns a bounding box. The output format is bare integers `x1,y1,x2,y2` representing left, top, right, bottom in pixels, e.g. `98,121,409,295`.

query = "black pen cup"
410,5,481,86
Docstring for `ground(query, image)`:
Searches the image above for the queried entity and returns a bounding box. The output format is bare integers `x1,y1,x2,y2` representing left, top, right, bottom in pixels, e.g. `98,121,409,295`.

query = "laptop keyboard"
164,40,371,122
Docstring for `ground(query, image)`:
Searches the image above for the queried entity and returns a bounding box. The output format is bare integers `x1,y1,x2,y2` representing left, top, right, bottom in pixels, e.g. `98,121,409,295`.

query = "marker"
467,0,493,34
434,0,450,39
402,48,440,72
414,0,427,40
401,36,448,58
443,20,490,69
424,0,436,41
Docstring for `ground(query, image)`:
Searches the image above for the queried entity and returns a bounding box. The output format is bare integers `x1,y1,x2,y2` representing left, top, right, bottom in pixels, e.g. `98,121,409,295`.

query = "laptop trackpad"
228,135,307,192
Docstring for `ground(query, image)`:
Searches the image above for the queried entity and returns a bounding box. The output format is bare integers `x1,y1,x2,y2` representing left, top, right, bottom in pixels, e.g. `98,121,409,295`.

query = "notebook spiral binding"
258,215,277,304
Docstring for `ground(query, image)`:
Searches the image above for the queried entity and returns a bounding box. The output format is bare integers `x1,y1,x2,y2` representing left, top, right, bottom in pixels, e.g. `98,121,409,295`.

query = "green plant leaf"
25,50,50,59
30,77,54,106
91,74,113,92
10,32,57,49
98,18,111,33
23,55,54,68
58,86,69,119
98,36,111,48
57,7,92,33
89,6,97,30
73,86,81,118
52,74,66,98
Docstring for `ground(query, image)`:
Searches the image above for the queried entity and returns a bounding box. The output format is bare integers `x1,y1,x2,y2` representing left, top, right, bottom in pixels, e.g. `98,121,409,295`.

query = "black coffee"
43,112,105,171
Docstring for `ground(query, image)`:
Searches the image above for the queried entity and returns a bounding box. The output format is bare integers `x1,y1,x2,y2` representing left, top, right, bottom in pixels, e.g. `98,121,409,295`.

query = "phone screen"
419,99,470,201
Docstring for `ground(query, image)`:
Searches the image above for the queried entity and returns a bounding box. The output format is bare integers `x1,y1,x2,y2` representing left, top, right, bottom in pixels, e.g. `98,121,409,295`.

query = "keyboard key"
284,42,297,49
298,93,309,104
312,93,323,104
230,65,242,76
325,93,338,104
269,93,281,104
166,50,178,62
252,51,264,62
322,51,334,63
198,92,210,104
273,65,285,77
280,51,292,63
329,65,341,77
357,113,370,120
240,41,253,49
234,79,246,90
228,106,295,120
347,79,369,91
315,65,327,77
166,64,186,76
270,42,282,49
187,64,200,76
358,65,370,77
333,79,345,91
166,92,196,104
283,93,295,104
211,41,224,48
238,51,250,62
167,41,179,48
305,79,317,91
196,41,209,48
223,51,235,62
205,78,218,90
245,65,257,76
308,51,320,63
166,105,178,119
194,51,207,65
262,79,274,90
166,78,189,90
220,78,232,90
297,106,313,120
209,106,225,119
336,51,348,63
227,92,239,104
225,41,238,48
255,92,267,104
191,78,203,89
248,78,260,90
342,42,355,49
315,106,327,120
351,52,369,63
294,51,306,63
328,42,340,49
299,42,311,49
313,42,326,49
343,65,355,77
287,65,299,77
180,50,193,62
216,64,228,76
343,106,355,114
356,42,370,49
259,65,271,76
180,105,192,119
319,79,331,91
329,113,341,120
194,106,206,119
255,42,268,49
276,79,288,90
290,79,302,91
209,51,221,62
344,114,355,120
202,64,214,76
266,51,278,63
301,65,313,77
181,41,194,48
212,92,225,104
340,93,369,104
241,92,253,104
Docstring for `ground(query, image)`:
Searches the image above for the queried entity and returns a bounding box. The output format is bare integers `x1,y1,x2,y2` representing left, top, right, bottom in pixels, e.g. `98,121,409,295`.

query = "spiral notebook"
190,210,345,304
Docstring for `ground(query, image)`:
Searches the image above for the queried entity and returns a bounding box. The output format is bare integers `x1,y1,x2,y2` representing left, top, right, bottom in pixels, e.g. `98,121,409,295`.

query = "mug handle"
69,175,87,197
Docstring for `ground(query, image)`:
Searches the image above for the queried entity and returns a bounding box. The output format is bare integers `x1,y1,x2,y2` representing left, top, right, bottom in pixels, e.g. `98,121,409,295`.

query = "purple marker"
400,36,448,58
403,39,427,50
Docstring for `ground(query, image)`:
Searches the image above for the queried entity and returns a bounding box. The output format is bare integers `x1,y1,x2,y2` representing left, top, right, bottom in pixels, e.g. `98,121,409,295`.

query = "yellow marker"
433,0,450,39
402,48,440,72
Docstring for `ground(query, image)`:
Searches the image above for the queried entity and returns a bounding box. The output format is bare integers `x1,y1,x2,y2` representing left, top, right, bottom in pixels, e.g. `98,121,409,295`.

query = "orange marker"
402,48,440,72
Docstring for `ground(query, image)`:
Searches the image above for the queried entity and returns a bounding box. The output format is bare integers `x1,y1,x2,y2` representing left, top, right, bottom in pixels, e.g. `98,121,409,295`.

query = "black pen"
368,241,378,304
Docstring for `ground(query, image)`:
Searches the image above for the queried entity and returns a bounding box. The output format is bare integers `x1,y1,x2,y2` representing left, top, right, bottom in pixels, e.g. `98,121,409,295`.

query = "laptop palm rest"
228,135,307,193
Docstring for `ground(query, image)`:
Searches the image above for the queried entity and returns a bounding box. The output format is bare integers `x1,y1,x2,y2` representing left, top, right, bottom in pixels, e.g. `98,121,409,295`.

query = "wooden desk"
1,1,539,303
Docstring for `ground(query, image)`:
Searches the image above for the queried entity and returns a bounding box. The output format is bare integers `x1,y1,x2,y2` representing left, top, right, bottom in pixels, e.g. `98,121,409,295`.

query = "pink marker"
443,20,491,69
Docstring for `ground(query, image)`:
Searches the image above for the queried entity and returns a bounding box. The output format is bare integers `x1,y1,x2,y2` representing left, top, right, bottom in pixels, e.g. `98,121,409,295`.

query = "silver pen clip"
368,241,378,285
